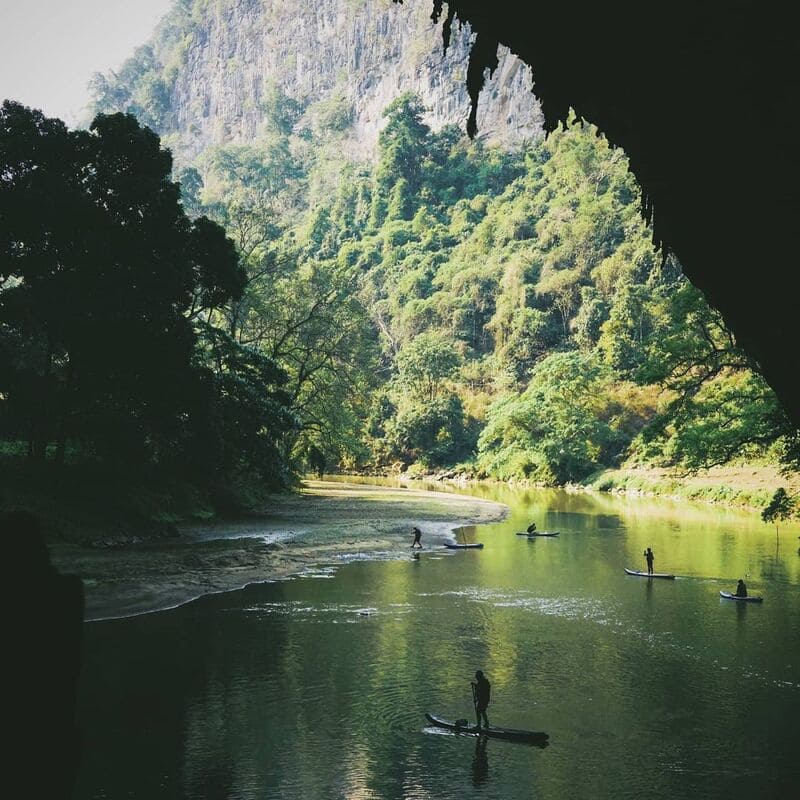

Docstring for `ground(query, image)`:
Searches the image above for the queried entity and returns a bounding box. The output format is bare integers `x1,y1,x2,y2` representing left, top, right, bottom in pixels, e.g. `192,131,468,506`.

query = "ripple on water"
494,594,617,626
417,587,617,625
239,600,412,624
299,565,338,578
413,588,800,692
332,549,413,565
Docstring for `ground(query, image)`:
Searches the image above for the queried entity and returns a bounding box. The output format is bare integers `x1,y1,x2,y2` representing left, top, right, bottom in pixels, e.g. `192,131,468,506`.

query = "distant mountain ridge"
90,0,543,165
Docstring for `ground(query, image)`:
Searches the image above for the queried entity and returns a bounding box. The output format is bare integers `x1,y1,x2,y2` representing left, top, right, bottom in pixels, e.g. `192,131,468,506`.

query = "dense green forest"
1,87,796,531
173,92,794,484
0,101,297,523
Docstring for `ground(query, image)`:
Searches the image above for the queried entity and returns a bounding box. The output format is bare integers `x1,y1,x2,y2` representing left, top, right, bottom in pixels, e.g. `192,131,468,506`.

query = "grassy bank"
584,465,800,511
344,460,800,515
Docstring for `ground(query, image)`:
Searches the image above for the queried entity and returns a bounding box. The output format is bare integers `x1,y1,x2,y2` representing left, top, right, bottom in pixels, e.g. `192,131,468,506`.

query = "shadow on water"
736,600,748,628
471,736,489,785
595,514,622,530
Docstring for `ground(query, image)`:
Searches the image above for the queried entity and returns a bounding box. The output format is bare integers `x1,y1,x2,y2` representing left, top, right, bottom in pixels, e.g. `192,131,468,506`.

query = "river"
74,481,800,799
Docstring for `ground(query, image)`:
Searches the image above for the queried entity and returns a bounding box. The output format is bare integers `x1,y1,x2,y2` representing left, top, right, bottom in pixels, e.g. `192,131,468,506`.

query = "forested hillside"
179,92,795,483
2,0,796,539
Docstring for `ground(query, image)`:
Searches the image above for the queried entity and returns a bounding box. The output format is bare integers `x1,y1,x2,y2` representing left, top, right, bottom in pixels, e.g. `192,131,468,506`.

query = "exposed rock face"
152,0,542,162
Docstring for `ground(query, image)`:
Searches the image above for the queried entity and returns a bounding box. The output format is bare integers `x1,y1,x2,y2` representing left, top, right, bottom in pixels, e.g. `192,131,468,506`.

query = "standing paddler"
471,670,491,730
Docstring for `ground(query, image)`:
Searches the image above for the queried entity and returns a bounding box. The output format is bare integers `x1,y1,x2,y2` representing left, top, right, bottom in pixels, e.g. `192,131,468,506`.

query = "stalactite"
412,0,800,423
465,32,499,137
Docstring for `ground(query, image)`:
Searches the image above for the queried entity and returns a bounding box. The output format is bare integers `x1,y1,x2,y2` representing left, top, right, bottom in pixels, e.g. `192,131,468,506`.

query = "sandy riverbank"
49,480,508,621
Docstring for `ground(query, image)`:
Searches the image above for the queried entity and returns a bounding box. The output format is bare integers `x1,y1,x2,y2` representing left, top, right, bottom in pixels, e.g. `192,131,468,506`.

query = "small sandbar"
51,480,508,621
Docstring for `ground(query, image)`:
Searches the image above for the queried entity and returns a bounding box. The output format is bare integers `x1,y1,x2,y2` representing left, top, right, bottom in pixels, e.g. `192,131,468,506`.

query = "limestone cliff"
95,0,542,164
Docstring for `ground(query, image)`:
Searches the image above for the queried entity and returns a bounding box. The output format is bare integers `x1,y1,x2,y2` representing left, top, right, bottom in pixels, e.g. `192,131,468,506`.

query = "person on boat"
411,526,422,548
471,670,491,729
526,522,537,533
644,547,655,574
734,578,748,598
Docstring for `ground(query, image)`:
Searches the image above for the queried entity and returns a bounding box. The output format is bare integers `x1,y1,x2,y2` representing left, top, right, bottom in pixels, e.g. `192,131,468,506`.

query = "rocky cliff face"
138,0,542,163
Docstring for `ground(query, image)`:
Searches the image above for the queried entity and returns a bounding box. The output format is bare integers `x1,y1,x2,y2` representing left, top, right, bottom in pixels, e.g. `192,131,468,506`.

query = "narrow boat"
444,542,484,549
515,531,560,537
425,713,549,745
720,591,763,603
624,568,675,579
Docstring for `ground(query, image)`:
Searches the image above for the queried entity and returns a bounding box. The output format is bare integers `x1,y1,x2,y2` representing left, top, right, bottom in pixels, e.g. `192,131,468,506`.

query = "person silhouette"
411,526,423,548
4,509,84,798
526,522,537,533
644,547,655,574
471,669,491,729
734,578,748,598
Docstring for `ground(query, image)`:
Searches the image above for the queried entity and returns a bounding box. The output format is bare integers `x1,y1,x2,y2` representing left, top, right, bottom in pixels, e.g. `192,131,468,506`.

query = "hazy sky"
0,0,173,125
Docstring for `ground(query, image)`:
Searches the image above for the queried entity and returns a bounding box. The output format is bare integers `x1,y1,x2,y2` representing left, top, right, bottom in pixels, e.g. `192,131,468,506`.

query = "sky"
0,0,173,125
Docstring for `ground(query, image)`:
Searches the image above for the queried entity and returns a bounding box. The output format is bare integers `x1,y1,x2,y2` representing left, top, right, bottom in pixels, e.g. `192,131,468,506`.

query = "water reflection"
75,482,800,800
735,600,748,630
471,736,489,785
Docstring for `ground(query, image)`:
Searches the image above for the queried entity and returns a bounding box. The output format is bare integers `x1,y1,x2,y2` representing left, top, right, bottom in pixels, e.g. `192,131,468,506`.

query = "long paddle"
471,681,477,725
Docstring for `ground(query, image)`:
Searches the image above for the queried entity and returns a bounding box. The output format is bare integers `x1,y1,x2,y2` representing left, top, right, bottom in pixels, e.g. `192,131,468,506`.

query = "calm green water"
75,483,800,799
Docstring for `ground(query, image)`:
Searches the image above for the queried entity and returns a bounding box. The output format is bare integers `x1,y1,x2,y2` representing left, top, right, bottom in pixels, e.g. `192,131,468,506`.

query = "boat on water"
425,713,549,745
444,542,484,549
515,531,560,537
624,568,675,579
720,591,763,603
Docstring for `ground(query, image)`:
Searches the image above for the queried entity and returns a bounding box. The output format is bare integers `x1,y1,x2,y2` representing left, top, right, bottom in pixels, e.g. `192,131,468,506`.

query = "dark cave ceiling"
398,0,800,426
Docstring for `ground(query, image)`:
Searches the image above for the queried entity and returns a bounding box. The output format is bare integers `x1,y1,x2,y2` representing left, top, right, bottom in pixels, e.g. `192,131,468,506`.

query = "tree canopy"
172,94,794,483
0,101,295,492
22,78,794,490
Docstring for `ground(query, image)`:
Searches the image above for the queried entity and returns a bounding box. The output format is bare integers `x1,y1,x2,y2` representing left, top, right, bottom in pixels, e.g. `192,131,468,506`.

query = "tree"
0,102,254,477
597,283,654,375
761,488,796,538
385,394,471,467
395,332,461,401
477,352,628,483
87,72,131,115
537,268,582,335
633,283,793,470
495,308,561,384
260,84,304,137
572,286,609,350
177,166,204,217
370,94,431,227
221,256,379,470
193,324,297,488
